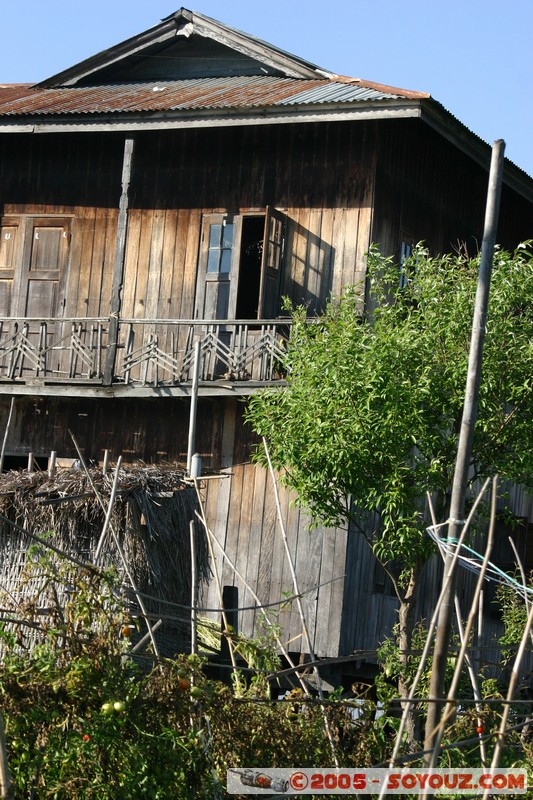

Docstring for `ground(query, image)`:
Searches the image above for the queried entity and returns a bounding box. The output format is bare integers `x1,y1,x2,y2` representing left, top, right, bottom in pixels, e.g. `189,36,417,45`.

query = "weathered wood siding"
1,123,375,331
0,394,225,468
198,400,348,658
371,119,532,257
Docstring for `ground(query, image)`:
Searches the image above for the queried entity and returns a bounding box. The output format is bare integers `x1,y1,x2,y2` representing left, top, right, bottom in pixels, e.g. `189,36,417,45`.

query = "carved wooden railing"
0,318,291,387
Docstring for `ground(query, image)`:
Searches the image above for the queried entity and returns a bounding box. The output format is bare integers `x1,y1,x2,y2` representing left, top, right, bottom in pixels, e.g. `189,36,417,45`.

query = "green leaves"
246,243,533,570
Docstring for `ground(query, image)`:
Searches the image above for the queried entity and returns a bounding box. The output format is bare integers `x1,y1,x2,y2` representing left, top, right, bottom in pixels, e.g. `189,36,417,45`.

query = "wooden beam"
104,137,135,385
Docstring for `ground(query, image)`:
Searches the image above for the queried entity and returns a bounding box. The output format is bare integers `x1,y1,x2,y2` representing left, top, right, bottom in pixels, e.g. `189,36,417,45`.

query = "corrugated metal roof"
0,76,423,117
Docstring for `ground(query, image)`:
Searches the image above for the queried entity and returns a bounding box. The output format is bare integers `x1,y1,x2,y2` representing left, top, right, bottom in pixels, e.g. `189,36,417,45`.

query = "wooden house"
0,8,532,681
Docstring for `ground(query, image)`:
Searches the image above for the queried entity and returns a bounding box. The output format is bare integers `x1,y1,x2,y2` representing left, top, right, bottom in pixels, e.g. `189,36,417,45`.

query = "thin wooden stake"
190,519,198,656
102,449,110,475
94,456,123,563
0,711,13,800
187,341,201,475
0,397,15,474
27,452,33,473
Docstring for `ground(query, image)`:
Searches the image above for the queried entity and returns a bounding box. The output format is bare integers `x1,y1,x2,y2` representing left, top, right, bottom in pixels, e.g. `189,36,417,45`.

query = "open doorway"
236,216,264,319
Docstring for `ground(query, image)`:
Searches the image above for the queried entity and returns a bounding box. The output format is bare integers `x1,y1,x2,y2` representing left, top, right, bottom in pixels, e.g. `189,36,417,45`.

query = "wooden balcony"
0,317,291,398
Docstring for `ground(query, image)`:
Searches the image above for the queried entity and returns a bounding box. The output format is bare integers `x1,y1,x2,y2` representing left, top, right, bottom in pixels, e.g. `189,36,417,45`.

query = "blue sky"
1,0,531,177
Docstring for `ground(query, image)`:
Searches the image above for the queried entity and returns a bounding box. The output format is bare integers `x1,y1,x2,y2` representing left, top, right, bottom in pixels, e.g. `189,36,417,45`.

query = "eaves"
0,97,423,133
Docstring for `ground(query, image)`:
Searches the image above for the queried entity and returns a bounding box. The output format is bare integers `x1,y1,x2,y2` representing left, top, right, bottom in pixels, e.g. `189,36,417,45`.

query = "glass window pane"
222,223,234,249
216,283,230,318
220,249,232,273
209,224,221,249
207,249,219,273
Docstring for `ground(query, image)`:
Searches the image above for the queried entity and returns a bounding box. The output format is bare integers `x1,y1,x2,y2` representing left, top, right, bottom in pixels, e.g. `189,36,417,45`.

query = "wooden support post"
27,453,33,473
102,449,110,475
186,341,201,474
104,137,135,385
48,451,57,479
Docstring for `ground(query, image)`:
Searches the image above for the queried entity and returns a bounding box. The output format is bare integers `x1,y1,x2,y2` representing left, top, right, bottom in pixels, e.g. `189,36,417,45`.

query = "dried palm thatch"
0,464,210,656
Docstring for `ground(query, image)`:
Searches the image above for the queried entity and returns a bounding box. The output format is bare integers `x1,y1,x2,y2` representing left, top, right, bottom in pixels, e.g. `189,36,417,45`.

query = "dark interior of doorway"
236,216,264,320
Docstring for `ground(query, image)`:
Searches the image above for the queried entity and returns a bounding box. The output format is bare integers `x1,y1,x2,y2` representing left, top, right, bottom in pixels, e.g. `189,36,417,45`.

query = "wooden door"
12,217,71,376
194,214,242,321
17,218,70,319
0,217,19,317
258,207,285,319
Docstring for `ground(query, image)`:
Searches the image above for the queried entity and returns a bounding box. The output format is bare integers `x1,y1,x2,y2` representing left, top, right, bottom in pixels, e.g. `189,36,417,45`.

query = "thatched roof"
0,464,210,656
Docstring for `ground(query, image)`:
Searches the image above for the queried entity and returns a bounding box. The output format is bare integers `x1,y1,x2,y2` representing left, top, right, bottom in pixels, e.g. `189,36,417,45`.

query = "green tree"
245,243,533,739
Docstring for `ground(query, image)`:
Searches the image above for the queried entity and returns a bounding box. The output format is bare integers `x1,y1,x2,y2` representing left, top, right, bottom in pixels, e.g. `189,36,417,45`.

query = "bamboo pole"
0,397,15,474
424,140,505,758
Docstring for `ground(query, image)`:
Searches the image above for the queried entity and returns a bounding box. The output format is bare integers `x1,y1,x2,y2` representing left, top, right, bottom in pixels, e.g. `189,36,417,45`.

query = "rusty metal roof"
0,76,428,117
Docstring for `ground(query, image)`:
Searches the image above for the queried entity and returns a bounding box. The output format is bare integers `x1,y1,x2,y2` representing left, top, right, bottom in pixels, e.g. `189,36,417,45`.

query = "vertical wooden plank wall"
199,406,351,658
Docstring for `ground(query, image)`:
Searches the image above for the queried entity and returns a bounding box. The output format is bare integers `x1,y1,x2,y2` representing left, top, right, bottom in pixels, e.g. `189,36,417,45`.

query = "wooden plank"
329,207,347,302
341,206,360,289
86,207,109,317
256,460,278,609
144,209,166,322
220,462,244,589
302,209,323,313
132,211,154,320
287,208,310,309
313,524,337,657
99,211,118,316
316,208,335,309
157,209,178,354
328,526,348,656
242,463,268,636
120,209,142,318
305,519,324,657
180,210,201,321
64,211,88,317
233,462,255,635
267,477,290,631
280,500,304,653
212,398,236,576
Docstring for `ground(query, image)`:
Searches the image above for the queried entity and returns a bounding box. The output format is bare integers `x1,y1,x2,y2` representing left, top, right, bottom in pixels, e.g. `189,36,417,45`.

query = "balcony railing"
0,317,291,388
